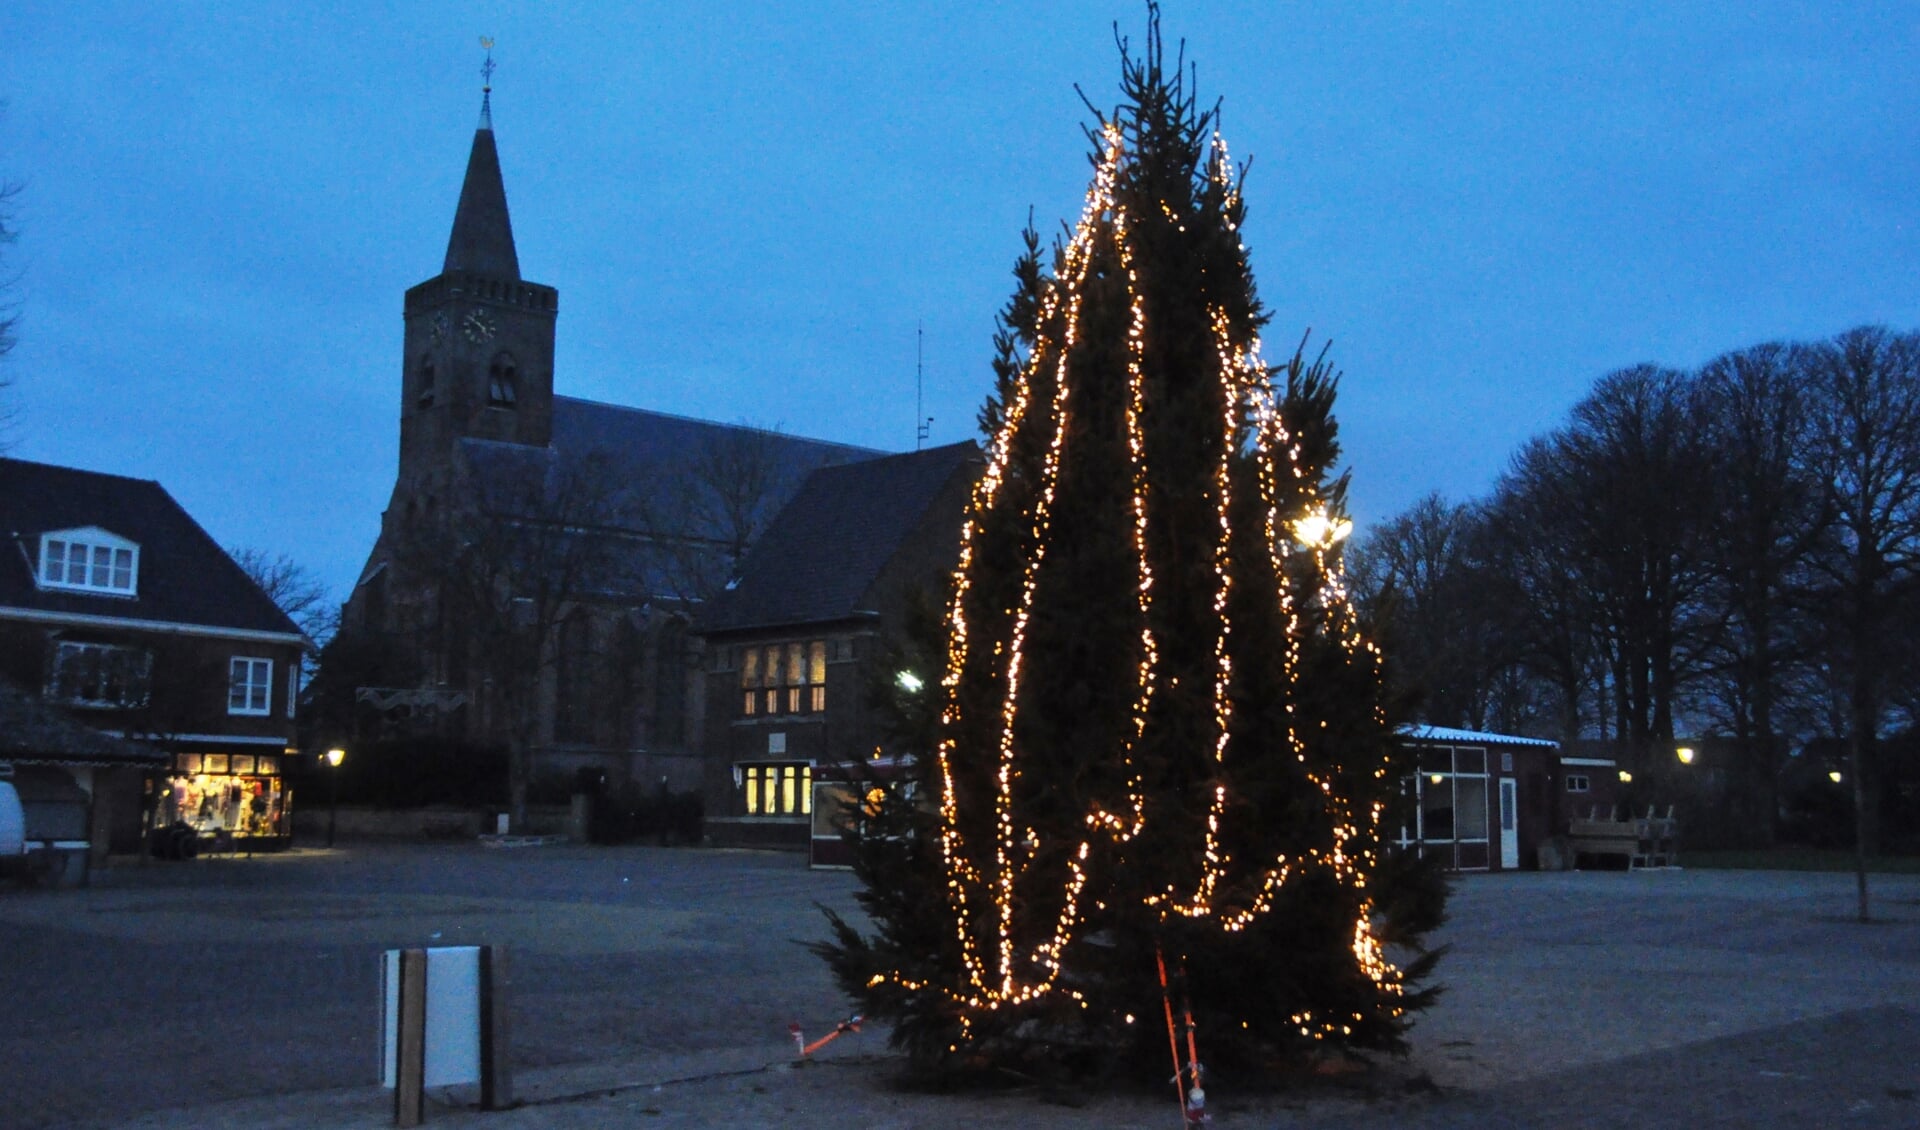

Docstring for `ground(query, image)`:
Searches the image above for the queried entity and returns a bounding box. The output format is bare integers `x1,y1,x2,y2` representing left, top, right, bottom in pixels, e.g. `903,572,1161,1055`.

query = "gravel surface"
2,845,1917,1128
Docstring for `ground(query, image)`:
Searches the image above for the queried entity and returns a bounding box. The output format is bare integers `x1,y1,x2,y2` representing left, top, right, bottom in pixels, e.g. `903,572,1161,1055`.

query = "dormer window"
488,353,518,408
38,528,139,596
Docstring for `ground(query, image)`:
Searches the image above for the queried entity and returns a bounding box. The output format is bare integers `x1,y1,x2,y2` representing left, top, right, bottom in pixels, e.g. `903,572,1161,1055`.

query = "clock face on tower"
462,309,496,344
429,310,450,344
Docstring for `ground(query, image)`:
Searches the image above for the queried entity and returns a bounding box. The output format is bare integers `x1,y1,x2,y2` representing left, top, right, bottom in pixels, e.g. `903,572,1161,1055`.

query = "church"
339,84,976,842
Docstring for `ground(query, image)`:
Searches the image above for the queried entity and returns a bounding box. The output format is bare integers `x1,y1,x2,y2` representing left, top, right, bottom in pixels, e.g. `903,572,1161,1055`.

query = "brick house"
1396,724,1621,871
692,441,980,849
0,457,308,855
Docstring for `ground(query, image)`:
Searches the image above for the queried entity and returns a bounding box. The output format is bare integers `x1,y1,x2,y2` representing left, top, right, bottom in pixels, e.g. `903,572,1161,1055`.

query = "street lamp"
1289,507,1353,548
324,747,345,848
1676,746,1696,766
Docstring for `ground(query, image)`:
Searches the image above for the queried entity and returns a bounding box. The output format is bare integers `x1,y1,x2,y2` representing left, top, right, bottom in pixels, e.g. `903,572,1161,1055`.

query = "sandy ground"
4,845,1918,1129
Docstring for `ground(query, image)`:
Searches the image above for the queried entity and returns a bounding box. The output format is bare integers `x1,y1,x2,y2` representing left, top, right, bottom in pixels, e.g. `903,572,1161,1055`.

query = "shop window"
157,752,290,841
48,642,151,707
38,528,138,596
739,639,828,716
228,657,273,715
739,762,812,817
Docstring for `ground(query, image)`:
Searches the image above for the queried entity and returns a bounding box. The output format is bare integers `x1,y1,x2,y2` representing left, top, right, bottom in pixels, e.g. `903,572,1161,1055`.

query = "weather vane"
480,37,496,91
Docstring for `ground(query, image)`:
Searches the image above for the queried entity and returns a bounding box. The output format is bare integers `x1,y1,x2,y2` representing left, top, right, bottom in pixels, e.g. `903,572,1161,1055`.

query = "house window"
48,642,151,707
1566,774,1591,793
38,530,139,596
488,353,518,407
739,640,828,716
739,762,812,817
228,657,273,715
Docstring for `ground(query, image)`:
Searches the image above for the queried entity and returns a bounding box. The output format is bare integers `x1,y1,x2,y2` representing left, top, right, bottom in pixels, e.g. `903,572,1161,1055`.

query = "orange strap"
1155,948,1188,1115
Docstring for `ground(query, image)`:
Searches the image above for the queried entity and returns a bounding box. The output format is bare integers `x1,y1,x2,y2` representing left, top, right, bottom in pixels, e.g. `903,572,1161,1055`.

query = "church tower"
397,79,558,490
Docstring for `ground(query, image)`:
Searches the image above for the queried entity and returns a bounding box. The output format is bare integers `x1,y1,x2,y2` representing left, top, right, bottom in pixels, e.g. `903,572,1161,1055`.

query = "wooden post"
479,945,513,1110
394,948,427,1127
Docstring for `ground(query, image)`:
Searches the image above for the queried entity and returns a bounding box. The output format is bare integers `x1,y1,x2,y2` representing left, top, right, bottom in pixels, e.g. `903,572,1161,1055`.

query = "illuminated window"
48,642,151,707
736,640,829,716
228,657,273,715
739,762,812,816
38,529,139,596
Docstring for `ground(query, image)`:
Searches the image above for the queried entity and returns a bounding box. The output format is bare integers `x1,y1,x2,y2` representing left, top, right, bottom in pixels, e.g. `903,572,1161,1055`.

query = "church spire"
443,38,520,280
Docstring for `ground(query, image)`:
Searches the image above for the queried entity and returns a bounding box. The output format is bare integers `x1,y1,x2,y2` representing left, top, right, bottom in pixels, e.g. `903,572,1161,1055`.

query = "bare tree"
229,546,338,646
1690,342,1827,843
643,422,811,605
1531,367,1716,766
0,175,22,451
1352,493,1509,730
406,450,633,829
1802,326,1920,918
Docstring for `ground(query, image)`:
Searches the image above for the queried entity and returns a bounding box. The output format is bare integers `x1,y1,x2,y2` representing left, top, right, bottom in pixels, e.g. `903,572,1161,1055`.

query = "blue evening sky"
4,2,1918,607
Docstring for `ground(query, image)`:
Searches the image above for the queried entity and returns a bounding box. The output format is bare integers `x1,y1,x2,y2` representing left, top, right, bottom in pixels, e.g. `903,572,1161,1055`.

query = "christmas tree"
817,8,1442,1089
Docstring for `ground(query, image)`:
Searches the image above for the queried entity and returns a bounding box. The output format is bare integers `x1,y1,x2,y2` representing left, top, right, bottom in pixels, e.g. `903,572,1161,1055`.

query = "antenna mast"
915,323,933,450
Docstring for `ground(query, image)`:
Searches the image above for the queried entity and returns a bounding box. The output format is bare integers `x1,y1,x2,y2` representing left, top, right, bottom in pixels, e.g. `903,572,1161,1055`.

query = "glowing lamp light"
1290,509,1353,548
1618,770,1633,783
896,670,925,693
1676,747,1695,765
1428,773,1444,785
1829,770,1843,784
325,747,346,768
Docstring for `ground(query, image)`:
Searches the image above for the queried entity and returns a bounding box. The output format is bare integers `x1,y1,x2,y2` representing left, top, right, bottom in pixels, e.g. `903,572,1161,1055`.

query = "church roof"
0,457,306,642
694,440,980,634
443,120,521,279
456,398,886,603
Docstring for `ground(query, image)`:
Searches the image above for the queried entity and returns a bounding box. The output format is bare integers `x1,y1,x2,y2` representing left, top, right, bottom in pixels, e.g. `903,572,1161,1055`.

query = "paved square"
2,847,1916,1128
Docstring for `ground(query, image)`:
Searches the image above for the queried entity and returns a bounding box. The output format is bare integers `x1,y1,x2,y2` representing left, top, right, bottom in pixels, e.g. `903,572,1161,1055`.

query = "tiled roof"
457,399,885,603
695,441,979,634
0,676,166,766
443,124,520,279
0,458,304,640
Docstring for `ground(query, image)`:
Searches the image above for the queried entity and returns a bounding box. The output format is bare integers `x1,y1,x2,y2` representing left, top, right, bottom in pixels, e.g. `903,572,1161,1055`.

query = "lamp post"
325,747,345,848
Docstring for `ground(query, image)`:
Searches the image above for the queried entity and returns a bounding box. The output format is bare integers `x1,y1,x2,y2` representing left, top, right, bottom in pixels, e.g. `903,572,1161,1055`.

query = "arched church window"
417,356,436,406
488,353,518,408
555,610,593,744
653,620,687,749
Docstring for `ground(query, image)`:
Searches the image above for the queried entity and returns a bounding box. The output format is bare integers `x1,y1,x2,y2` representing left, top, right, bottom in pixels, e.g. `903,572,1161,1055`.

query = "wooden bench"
1567,805,1678,870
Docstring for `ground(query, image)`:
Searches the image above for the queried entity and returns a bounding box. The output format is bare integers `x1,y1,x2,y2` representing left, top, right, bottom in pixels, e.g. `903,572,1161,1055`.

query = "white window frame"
228,656,273,716
1396,744,1492,871
1566,774,1591,793
37,527,140,597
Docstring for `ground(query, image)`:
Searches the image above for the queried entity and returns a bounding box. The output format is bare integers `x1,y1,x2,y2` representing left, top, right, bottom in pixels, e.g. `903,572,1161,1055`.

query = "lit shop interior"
150,751,293,847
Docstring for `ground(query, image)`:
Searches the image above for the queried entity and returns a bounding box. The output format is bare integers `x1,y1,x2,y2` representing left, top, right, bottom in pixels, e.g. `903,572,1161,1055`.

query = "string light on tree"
819,4,1444,1083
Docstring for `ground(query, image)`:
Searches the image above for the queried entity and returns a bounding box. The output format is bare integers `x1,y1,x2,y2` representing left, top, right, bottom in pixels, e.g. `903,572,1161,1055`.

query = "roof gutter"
0,606,309,648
